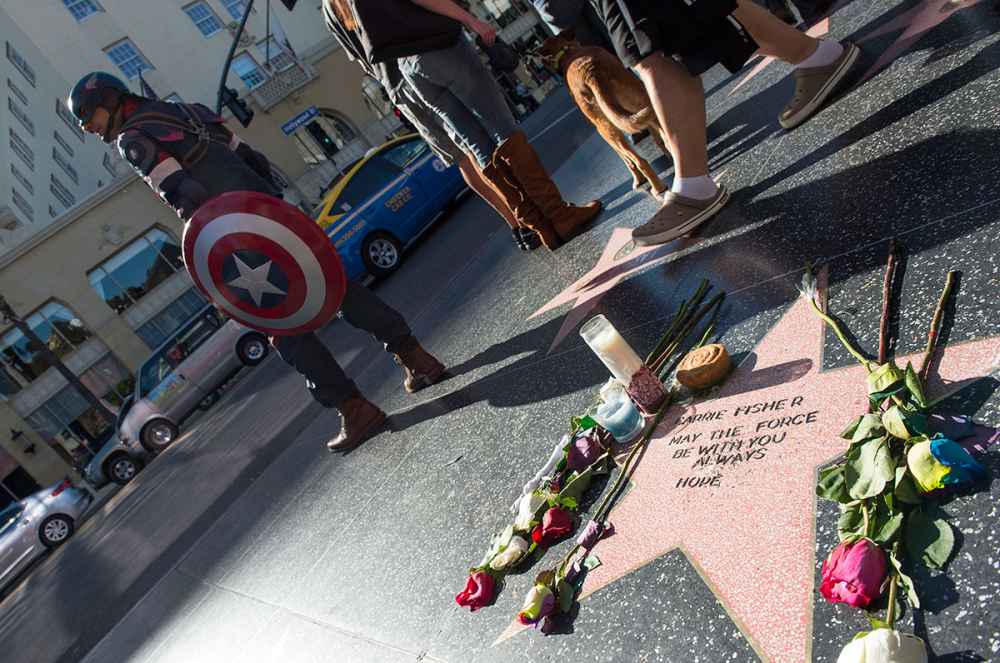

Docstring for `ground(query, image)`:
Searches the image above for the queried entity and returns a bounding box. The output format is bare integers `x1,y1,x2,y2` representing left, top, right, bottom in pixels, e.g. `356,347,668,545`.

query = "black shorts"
595,0,759,75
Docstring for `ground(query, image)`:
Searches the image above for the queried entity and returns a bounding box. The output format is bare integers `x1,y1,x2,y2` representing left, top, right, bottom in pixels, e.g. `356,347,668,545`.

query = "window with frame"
184,2,224,37
381,137,429,170
11,188,33,222
104,39,152,80
8,98,34,135
63,0,102,21
48,205,59,219
135,289,208,349
9,128,34,171
0,302,94,385
87,227,186,315
6,78,28,106
10,164,33,195
221,0,249,20
337,159,401,211
232,53,267,89
257,37,295,72
102,153,118,178
56,100,86,142
5,43,35,87
50,174,76,208
52,148,79,185
53,131,75,157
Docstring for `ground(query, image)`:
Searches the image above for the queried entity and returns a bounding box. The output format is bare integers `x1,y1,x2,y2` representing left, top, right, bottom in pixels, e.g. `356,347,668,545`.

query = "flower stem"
918,271,957,386
808,298,875,372
886,542,901,627
878,240,896,366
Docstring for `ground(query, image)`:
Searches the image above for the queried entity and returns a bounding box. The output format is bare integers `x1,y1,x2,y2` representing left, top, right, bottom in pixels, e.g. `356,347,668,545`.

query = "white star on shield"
225,254,286,307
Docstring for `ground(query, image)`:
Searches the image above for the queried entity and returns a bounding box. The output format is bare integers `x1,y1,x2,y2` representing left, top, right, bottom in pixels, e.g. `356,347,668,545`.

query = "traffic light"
221,87,254,127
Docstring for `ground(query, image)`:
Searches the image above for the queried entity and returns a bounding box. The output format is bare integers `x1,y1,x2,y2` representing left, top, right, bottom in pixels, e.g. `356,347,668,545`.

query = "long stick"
878,240,896,365
918,271,957,385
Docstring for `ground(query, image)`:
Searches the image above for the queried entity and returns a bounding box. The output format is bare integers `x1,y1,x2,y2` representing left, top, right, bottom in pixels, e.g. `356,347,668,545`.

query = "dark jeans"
271,281,410,407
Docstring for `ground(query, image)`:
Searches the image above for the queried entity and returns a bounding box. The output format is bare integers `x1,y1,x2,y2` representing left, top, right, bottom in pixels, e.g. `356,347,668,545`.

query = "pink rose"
517,583,555,625
531,507,574,547
820,539,887,608
565,430,603,472
455,570,496,611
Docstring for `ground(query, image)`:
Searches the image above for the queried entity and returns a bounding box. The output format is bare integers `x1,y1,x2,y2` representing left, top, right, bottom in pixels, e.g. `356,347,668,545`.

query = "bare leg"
633,53,709,179
733,0,818,63
456,154,519,229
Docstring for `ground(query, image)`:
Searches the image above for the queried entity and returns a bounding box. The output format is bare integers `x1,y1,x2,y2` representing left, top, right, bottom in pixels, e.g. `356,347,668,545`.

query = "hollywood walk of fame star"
500,270,999,662
226,254,286,307
856,0,987,81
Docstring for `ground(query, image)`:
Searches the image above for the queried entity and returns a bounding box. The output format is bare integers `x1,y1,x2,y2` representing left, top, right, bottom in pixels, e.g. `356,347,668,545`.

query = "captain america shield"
182,192,346,336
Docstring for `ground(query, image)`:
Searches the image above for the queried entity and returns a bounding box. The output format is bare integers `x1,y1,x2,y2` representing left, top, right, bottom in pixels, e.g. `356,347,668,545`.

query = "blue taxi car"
314,133,467,280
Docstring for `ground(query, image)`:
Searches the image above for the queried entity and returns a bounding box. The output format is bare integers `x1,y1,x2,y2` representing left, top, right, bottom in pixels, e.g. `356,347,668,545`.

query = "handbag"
478,37,520,73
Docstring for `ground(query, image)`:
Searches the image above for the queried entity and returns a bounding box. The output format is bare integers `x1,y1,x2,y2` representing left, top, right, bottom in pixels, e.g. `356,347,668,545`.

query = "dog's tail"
580,61,653,134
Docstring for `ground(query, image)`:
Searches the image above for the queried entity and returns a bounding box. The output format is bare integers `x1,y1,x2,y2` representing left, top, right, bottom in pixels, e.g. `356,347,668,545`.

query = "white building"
1,6,119,254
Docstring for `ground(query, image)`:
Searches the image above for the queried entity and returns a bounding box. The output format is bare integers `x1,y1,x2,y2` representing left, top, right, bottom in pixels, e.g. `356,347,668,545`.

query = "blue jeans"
399,38,518,168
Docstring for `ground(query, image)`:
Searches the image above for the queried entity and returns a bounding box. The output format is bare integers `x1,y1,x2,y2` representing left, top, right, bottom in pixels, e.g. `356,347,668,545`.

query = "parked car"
314,133,467,281
0,480,91,591
117,305,269,455
83,395,145,488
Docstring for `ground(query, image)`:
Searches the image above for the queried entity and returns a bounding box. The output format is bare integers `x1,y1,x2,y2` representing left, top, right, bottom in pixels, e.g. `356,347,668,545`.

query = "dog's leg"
593,114,667,196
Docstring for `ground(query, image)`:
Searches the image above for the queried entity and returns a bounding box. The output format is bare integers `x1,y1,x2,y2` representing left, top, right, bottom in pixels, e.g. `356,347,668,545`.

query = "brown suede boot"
393,336,446,393
481,161,561,249
327,395,386,452
493,130,603,247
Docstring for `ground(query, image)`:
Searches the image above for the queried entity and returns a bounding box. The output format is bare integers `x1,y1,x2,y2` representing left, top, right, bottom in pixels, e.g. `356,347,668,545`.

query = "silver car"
0,480,92,591
83,395,146,488
118,305,269,455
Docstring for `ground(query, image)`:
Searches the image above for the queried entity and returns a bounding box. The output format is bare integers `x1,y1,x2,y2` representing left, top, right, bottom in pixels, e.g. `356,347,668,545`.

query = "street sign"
281,106,319,136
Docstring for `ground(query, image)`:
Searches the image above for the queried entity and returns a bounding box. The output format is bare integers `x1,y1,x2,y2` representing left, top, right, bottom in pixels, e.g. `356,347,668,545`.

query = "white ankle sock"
795,40,844,69
671,175,718,200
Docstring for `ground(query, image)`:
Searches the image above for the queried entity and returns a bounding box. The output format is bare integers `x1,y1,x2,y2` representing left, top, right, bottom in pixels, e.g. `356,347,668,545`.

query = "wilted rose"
531,507,574,547
517,583,555,625
565,430,603,472
455,570,495,612
836,628,927,663
514,491,546,532
489,535,530,571
819,538,887,608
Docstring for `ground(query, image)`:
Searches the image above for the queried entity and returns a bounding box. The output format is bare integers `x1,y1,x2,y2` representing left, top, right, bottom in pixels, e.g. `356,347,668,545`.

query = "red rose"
530,507,574,547
819,538,888,608
455,570,496,612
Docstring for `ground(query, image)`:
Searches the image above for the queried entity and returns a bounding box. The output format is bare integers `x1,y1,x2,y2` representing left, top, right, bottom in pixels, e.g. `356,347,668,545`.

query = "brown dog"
538,34,671,196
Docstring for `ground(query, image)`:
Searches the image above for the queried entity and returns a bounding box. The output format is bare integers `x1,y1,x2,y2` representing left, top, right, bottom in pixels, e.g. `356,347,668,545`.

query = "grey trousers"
271,281,410,407
399,38,518,168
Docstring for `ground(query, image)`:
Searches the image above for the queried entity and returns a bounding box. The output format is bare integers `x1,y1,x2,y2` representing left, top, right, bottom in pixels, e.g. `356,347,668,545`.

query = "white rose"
837,629,927,663
514,492,546,531
489,535,530,571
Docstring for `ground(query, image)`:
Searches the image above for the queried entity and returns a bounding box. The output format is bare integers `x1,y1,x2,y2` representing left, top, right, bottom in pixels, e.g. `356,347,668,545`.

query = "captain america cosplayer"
68,72,447,452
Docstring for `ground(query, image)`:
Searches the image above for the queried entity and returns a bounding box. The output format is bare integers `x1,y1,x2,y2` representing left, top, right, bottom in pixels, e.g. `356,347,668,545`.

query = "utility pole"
0,295,115,454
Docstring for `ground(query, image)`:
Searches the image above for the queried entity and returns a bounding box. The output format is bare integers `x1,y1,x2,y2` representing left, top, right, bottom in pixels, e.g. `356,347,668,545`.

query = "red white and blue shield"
182,192,346,336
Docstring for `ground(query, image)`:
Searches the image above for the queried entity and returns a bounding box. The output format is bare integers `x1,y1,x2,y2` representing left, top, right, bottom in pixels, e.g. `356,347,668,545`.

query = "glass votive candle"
579,315,644,385
594,383,644,443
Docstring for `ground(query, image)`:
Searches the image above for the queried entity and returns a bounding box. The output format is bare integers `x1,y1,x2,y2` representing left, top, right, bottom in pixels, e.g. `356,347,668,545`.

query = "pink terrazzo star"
500,271,999,662
857,0,986,81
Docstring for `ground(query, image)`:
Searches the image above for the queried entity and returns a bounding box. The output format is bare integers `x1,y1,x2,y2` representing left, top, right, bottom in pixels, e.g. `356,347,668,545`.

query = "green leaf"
851,414,886,444
556,579,575,613
559,496,579,510
817,464,850,503
838,503,866,541
867,616,890,631
905,508,955,569
867,363,905,395
559,467,594,505
893,467,922,505
882,407,928,440
576,415,599,431
873,510,903,544
904,362,928,410
888,550,920,608
535,569,557,586
582,554,602,572
846,437,895,499
840,415,864,440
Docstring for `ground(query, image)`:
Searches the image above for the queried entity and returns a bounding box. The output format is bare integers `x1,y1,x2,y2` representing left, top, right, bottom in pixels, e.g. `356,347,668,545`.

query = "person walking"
343,0,604,251
593,0,860,246
68,72,446,453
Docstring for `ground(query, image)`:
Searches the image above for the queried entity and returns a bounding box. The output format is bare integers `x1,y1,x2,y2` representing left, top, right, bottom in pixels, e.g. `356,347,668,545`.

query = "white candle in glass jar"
579,315,644,384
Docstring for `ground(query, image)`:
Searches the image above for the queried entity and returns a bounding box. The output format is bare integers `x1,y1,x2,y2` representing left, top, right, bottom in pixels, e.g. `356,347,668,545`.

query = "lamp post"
0,295,113,456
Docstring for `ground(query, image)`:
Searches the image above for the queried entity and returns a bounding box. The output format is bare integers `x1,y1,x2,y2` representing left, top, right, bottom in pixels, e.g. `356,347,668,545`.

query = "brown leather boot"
327,395,386,452
393,336,446,393
481,161,561,249
493,130,603,246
